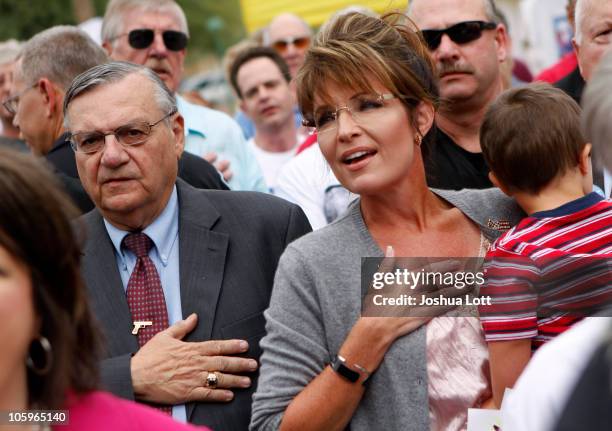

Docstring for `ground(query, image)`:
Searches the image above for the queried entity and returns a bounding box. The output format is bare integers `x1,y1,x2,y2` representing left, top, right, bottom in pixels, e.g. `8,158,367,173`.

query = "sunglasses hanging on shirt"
420,21,497,50
125,29,188,51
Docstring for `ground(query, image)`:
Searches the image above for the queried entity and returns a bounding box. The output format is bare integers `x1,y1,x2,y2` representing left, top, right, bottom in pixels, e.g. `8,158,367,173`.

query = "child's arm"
488,339,532,408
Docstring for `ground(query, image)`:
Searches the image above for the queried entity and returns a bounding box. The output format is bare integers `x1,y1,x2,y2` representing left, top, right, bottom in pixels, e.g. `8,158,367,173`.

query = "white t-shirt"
275,143,357,230
247,137,298,194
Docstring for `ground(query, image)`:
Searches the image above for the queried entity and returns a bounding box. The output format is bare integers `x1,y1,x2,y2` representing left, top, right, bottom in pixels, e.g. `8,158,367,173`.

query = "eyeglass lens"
314,94,390,135
128,29,188,51
272,36,310,53
72,123,152,153
70,109,176,153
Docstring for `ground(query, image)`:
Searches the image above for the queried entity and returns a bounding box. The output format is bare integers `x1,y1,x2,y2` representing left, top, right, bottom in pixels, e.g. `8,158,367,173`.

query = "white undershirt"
247,136,300,193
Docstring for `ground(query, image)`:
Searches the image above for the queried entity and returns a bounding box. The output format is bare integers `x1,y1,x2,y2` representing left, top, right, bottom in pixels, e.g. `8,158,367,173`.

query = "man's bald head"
265,13,311,43
264,13,312,78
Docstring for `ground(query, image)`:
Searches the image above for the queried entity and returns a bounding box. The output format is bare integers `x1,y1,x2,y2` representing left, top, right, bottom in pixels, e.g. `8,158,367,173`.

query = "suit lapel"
178,218,228,343
175,180,228,422
81,210,138,354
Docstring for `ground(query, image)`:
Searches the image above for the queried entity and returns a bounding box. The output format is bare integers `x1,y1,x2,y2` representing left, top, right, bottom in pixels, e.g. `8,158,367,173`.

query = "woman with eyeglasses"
250,12,523,431
0,148,207,430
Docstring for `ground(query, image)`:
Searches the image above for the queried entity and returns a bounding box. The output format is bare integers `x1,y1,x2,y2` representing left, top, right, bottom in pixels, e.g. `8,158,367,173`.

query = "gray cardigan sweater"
250,188,524,431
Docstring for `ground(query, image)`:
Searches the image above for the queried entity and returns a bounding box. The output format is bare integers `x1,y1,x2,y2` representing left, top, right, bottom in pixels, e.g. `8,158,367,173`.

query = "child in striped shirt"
477,83,612,407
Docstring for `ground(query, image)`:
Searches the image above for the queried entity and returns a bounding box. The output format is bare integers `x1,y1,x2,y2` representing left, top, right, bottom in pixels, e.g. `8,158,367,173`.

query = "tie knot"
123,232,153,258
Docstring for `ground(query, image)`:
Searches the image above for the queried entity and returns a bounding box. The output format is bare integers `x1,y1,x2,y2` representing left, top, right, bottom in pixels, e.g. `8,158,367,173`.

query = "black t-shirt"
424,127,492,190
554,66,585,105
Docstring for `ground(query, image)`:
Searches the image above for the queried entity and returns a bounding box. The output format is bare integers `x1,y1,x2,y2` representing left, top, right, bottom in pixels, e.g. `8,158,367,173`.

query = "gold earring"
415,134,422,147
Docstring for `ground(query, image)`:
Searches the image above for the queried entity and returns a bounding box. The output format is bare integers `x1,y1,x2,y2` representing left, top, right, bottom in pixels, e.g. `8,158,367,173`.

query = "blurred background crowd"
0,0,579,115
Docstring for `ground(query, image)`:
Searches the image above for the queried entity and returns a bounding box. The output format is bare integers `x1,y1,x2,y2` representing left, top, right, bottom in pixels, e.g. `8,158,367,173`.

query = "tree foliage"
0,0,76,41
0,0,246,63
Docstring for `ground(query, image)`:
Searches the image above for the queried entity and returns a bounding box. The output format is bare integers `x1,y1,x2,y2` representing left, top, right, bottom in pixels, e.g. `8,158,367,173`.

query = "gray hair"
407,0,501,24
63,61,176,128
262,13,312,46
581,49,612,171
101,0,189,45
17,26,108,90
0,39,22,66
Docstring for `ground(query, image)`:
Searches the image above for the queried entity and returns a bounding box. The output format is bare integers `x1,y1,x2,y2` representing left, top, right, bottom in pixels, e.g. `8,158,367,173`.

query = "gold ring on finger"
206,371,219,389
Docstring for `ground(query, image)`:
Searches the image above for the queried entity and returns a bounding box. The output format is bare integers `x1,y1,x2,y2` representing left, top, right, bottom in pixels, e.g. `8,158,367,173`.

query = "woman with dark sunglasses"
250,12,522,431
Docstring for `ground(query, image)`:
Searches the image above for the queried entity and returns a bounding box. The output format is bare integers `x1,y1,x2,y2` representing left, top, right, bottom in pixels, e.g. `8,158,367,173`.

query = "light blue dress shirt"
177,94,268,192
103,185,187,422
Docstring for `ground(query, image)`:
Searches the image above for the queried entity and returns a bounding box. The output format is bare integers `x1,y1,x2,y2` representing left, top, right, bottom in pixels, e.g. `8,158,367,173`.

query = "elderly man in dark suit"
64,61,311,429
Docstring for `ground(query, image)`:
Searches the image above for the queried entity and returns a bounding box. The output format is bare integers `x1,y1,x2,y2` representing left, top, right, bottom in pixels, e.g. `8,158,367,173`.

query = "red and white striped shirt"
479,193,612,349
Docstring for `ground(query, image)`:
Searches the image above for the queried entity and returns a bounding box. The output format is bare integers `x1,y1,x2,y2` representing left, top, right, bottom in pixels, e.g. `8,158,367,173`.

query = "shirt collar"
104,185,179,265
531,192,605,219
176,94,207,139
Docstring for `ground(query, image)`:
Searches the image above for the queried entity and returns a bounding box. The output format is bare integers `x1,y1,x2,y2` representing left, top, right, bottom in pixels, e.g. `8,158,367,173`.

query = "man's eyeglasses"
2,83,37,115
304,93,413,139
69,108,177,154
271,36,310,54
113,29,188,51
421,21,497,50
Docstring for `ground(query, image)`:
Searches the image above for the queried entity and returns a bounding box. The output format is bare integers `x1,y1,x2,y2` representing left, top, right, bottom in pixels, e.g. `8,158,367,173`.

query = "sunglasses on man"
271,36,310,54
421,21,497,50
113,28,188,51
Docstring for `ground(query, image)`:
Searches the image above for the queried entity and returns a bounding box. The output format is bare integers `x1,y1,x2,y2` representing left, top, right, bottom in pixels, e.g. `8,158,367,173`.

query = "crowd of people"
0,0,611,430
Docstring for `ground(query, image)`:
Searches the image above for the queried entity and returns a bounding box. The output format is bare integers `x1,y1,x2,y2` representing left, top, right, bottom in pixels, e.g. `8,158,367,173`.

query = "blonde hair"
296,12,438,133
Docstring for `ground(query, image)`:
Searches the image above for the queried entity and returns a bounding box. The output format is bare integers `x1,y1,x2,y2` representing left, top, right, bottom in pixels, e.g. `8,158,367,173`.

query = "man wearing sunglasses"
409,0,508,191
264,13,312,79
102,0,267,192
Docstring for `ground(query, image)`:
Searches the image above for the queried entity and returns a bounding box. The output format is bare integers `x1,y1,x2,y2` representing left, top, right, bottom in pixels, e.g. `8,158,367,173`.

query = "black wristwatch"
330,355,370,385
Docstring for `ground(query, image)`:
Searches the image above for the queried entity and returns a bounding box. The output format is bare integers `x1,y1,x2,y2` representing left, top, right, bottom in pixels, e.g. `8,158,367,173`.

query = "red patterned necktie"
123,232,172,414
123,232,170,346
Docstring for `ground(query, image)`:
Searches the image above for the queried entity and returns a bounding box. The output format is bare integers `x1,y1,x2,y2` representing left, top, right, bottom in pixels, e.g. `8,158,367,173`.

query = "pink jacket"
58,391,211,431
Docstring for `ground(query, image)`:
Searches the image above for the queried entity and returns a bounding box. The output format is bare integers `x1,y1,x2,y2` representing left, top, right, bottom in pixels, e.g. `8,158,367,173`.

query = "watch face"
332,356,360,382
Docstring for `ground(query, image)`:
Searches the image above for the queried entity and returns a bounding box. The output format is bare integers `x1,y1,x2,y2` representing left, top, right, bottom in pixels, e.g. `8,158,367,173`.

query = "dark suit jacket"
46,135,229,214
78,179,311,429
